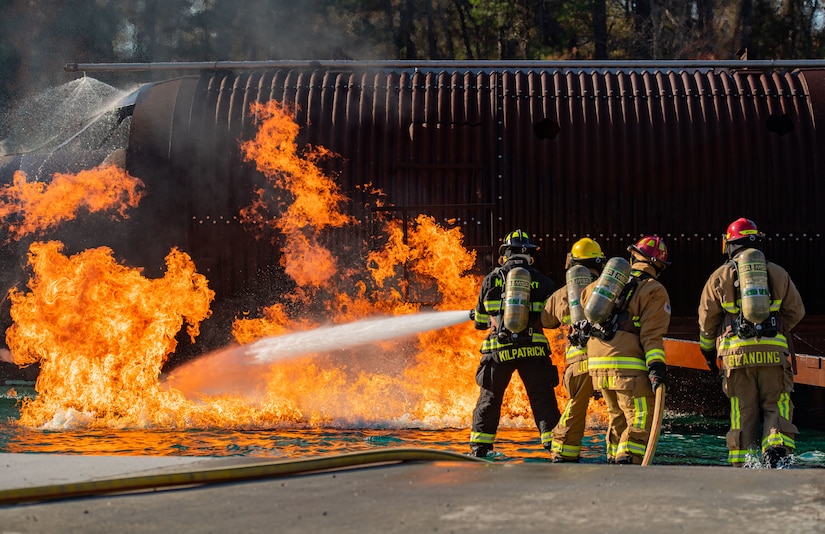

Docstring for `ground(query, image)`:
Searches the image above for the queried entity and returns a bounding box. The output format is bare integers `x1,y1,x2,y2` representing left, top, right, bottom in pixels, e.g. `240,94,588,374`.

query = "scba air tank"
503,266,532,333
737,248,771,324
583,257,631,324
565,264,592,324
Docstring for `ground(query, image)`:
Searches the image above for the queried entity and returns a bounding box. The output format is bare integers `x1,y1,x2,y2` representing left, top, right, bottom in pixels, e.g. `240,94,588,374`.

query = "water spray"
247,309,471,364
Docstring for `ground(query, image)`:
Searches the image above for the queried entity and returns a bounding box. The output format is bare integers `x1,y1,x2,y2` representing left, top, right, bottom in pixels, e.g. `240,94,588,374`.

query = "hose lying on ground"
0,447,487,506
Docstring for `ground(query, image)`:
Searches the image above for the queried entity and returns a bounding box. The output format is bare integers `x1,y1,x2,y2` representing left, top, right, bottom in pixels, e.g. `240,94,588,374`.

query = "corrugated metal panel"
124,65,823,348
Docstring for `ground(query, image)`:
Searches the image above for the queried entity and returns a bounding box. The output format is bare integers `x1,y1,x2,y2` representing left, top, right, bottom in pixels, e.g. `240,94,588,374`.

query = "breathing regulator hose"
0,447,487,506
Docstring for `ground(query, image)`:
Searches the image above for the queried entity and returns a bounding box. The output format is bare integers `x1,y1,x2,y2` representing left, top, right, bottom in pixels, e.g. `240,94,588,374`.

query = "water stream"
246,310,471,364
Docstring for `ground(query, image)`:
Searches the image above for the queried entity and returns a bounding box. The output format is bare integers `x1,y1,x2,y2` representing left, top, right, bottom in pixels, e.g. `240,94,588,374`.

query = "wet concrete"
0,453,823,533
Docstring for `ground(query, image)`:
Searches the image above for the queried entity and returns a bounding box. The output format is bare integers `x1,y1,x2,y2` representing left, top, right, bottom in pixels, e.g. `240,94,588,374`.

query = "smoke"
0,0,391,126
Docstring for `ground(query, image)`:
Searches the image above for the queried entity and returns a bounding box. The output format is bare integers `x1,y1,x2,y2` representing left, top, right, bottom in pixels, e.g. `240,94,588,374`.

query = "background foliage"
1,0,825,124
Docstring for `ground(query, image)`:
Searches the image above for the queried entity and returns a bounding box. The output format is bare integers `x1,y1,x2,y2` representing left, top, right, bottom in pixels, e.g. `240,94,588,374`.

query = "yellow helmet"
570,237,604,261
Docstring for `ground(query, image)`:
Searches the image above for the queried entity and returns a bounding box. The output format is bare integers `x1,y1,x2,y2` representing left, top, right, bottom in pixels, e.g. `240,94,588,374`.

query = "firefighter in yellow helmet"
580,235,671,464
698,218,805,468
541,237,605,462
469,230,561,458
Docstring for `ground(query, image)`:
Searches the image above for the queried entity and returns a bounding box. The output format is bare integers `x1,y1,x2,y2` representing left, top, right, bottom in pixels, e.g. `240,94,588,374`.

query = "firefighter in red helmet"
541,237,605,462
698,218,805,468
579,235,671,464
469,230,561,458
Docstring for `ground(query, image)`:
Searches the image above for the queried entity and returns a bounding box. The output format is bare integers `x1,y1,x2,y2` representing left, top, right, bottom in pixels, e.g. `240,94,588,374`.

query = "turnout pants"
722,362,797,466
598,375,654,464
550,364,593,460
471,352,561,450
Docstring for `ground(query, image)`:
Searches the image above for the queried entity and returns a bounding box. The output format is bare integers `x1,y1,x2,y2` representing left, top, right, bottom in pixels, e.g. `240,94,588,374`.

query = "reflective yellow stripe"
728,449,748,464
484,300,502,311
632,395,648,428
540,431,553,445
588,356,648,372
718,334,789,352
607,442,619,458
722,301,738,314
699,335,716,351
550,440,581,458
619,440,647,457
730,396,741,429
645,349,665,365
778,392,792,421
762,432,795,450
481,334,550,352
470,432,495,444
565,345,587,361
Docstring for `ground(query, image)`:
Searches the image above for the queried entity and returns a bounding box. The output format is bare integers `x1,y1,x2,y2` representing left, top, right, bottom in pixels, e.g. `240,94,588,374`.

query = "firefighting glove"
567,320,591,348
648,361,667,391
469,309,476,321
700,348,719,374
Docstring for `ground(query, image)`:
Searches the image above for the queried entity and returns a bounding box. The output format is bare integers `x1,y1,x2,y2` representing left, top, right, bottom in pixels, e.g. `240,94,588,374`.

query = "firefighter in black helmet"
469,230,561,458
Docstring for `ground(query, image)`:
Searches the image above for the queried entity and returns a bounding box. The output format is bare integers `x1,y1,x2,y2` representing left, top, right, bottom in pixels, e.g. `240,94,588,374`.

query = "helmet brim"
499,243,538,255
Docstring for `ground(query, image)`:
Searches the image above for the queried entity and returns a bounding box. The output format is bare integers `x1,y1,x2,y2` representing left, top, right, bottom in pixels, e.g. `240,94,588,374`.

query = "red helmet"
724,218,764,243
628,235,670,266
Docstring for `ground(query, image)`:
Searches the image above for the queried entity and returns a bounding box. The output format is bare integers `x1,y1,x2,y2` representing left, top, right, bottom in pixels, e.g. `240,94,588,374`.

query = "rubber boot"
470,444,491,458
762,447,787,469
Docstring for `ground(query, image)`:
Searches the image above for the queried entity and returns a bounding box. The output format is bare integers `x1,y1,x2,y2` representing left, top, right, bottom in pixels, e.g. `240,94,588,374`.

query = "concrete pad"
0,453,823,533
0,453,213,491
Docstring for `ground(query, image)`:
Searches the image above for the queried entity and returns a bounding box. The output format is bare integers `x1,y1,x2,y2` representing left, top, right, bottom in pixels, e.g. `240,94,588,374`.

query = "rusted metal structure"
2,60,824,421
114,62,824,329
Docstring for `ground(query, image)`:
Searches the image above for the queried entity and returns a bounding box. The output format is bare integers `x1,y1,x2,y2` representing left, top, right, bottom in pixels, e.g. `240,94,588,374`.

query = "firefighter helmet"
499,229,538,255
570,238,604,261
723,218,764,256
724,218,764,244
628,235,670,266
567,237,605,271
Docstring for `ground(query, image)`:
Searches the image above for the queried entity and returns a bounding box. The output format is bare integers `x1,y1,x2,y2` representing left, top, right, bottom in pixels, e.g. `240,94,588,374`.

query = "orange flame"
0,164,144,241
8,241,214,428
7,99,581,433
240,100,353,287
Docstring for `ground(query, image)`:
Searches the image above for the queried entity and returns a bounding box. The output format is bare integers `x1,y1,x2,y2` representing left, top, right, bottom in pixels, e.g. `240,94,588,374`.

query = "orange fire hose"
0,448,487,506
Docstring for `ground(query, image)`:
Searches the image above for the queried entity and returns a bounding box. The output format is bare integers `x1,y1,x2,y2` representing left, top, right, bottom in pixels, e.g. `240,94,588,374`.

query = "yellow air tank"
565,264,592,324
737,248,771,324
584,257,631,324
503,266,532,333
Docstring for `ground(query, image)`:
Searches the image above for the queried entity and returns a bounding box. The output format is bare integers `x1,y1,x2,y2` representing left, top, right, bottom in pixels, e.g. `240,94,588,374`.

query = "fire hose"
641,384,666,466
0,448,487,506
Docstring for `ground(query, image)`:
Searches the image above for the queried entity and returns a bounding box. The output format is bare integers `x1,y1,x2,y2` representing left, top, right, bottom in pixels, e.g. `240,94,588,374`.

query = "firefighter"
580,235,671,465
469,229,561,458
698,218,805,468
541,237,605,462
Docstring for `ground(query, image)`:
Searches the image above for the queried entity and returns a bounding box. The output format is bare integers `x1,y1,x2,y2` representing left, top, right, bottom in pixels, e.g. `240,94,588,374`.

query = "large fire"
4,101,589,434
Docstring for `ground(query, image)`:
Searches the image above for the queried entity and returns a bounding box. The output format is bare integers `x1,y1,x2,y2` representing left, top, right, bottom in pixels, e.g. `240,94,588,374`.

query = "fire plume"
8,241,214,428
7,98,582,435
0,164,144,241
240,101,353,287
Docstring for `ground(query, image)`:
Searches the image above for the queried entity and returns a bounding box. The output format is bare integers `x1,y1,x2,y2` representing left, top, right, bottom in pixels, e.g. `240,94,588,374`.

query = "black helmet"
498,229,538,255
